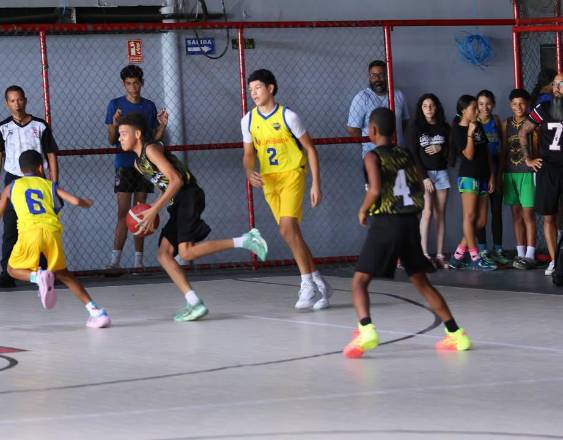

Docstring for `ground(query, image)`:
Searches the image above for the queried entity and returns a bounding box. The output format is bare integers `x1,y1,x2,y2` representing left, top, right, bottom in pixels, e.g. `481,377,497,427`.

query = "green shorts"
503,172,535,208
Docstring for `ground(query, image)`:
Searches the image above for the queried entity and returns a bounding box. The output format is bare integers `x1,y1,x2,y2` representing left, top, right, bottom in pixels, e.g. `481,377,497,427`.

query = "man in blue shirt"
347,60,410,158
105,65,168,270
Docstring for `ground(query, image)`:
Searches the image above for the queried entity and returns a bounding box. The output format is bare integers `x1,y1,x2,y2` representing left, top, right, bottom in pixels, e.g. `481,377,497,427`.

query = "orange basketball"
126,203,160,237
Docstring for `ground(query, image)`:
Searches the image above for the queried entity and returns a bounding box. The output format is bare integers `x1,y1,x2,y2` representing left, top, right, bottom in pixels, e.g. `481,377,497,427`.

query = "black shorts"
535,161,563,215
159,184,211,254
114,167,154,194
356,214,435,278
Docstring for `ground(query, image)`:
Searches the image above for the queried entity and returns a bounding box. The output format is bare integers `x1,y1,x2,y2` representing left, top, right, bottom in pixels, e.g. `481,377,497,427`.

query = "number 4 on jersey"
393,169,413,206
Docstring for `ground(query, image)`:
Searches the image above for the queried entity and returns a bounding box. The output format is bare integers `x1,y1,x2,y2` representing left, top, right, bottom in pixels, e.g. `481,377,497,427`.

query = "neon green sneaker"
242,228,268,262
435,328,472,351
173,301,209,322
343,323,379,358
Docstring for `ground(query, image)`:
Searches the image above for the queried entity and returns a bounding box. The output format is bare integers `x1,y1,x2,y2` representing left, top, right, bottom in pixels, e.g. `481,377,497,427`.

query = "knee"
157,247,174,263
421,208,432,221
7,266,14,278
179,248,194,262
352,273,370,291
544,215,557,227
279,223,295,243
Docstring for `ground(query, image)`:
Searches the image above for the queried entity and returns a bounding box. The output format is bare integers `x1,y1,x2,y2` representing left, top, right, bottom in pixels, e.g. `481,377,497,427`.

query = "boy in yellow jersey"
0,150,110,328
242,69,331,310
343,108,471,358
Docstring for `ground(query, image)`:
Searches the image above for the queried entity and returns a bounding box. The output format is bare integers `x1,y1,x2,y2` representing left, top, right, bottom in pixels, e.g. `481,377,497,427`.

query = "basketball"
126,203,160,237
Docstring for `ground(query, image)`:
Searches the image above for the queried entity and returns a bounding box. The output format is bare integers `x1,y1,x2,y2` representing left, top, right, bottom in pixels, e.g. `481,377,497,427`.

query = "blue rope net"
455,34,494,69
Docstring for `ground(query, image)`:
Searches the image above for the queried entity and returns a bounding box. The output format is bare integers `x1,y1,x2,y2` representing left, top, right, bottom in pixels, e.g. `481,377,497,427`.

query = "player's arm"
46,152,58,183
56,187,93,208
153,108,168,142
518,119,542,171
0,184,11,217
461,121,477,160
299,132,322,207
487,150,495,194
107,105,122,145
358,152,381,227
497,120,508,189
242,142,262,188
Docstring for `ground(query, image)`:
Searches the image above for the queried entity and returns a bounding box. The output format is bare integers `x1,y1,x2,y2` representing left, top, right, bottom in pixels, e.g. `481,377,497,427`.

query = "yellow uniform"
249,104,307,223
8,176,66,271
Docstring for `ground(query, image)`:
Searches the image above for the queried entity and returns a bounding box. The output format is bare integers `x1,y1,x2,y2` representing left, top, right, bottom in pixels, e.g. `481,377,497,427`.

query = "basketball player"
0,150,110,328
519,72,563,276
241,69,332,311
343,108,471,358
117,113,268,322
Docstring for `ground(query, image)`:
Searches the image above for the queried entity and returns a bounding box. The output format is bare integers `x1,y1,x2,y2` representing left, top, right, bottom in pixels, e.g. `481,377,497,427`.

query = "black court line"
0,288,439,395
0,355,18,372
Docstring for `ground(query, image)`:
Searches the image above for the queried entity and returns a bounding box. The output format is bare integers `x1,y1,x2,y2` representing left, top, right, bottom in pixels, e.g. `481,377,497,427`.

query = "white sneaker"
545,261,556,276
294,282,318,309
312,297,330,310
105,262,121,270
312,280,332,310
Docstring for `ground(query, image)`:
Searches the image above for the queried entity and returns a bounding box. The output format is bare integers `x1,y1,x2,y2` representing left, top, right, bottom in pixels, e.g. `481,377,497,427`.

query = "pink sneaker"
86,310,111,328
38,270,56,309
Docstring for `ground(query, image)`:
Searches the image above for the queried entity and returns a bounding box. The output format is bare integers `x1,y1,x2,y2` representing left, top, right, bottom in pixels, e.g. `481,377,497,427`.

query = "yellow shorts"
262,168,306,224
9,227,66,272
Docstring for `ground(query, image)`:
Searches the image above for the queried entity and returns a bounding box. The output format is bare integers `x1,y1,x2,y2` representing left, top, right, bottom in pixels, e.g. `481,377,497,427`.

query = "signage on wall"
128,40,143,63
186,38,216,56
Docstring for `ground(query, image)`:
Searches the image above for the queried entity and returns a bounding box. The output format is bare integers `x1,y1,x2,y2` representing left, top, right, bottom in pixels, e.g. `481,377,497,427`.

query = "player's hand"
467,121,477,137
358,209,368,227
526,157,543,172
134,206,158,236
488,176,495,194
310,183,322,208
246,170,263,188
80,198,94,208
157,108,169,126
423,178,434,194
112,108,122,126
424,144,442,155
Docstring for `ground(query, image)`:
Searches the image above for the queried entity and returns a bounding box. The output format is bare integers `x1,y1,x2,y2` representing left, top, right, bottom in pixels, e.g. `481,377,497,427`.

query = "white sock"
516,245,525,258
233,236,245,248
301,273,313,286
85,301,103,317
29,271,39,284
111,250,122,265
185,290,201,306
134,252,143,266
526,246,536,259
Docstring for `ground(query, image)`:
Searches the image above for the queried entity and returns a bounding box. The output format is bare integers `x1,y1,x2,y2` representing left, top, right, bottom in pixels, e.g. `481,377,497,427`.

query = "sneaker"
479,250,496,265
86,309,111,328
448,256,464,270
513,256,536,270
242,228,268,262
0,274,16,288
343,323,379,358
37,270,56,309
295,282,319,309
105,262,121,270
434,254,449,269
471,256,497,271
490,249,511,266
545,261,555,276
435,328,472,351
312,279,332,311
174,301,209,322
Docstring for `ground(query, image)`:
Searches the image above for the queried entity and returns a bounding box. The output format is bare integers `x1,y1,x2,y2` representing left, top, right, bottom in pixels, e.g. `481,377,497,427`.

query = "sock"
301,273,313,286
29,271,39,284
526,246,536,259
516,245,526,258
454,245,467,260
85,301,104,317
444,318,460,333
469,247,479,261
184,290,201,306
359,317,372,326
111,250,122,265
478,243,487,253
494,244,503,253
134,252,143,267
232,236,244,248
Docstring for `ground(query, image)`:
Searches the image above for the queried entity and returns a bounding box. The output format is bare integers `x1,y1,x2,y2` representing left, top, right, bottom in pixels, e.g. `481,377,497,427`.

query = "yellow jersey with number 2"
249,104,306,175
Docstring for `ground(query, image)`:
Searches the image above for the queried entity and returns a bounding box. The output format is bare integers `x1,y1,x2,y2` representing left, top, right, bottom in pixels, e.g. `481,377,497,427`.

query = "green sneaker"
242,228,268,261
491,249,511,266
173,301,209,322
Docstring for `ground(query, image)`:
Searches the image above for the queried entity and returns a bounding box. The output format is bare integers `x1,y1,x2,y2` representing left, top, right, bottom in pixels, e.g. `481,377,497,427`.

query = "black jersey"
505,117,532,173
528,102,563,167
366,145,424,216
135,143,195,191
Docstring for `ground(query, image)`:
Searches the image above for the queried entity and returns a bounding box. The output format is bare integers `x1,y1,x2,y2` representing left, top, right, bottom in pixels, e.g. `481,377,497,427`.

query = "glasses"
369,73,386,79
553,81,563,88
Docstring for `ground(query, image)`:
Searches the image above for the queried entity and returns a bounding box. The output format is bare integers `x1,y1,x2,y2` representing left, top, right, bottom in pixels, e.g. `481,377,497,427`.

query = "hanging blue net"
455,34,494,69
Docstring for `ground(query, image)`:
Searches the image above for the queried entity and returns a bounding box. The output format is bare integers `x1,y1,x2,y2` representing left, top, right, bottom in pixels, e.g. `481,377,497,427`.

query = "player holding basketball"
0,150,110,328
241,69,332,310
343,108,471,358
117,113,268,321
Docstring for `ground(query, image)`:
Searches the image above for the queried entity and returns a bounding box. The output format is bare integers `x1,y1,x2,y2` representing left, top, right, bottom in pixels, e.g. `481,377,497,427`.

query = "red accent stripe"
529,111,543,125
0,346,26,353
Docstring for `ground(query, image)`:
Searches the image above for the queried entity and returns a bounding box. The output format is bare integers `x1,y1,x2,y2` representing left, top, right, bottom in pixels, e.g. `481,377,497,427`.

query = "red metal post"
237,27,258,269
383,26,395,112
512,0,523,88
556,0,563,72
39,31,52,125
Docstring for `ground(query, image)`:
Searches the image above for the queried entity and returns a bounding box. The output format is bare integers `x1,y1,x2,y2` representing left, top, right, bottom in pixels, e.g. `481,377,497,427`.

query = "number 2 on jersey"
393,169,413,206
267,147,279,166
547,122,563,151
25,189,46,215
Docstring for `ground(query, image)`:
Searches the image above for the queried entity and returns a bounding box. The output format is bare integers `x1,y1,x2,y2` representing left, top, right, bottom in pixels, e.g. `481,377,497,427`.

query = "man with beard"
347,60,410,157
518,73,563,276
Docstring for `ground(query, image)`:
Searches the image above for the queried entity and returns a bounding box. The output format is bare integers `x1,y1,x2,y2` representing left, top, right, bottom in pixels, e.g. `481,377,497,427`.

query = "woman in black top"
448,95,496,271
408,93,450,269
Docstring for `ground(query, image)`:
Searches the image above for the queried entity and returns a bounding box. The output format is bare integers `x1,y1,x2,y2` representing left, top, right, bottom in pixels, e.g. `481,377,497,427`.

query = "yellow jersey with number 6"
249,104,306,175
11,176,63,232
